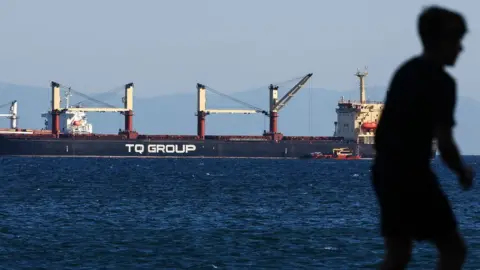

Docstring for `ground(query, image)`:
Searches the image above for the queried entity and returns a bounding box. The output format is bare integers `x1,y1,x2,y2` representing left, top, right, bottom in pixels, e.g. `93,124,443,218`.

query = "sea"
0,156,479,269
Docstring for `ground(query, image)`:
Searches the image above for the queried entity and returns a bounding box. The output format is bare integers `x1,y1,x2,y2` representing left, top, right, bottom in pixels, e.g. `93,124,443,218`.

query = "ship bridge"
333,69,384,144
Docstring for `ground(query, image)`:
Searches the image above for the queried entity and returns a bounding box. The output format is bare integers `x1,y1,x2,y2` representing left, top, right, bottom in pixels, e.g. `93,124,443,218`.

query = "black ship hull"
0,136,377,159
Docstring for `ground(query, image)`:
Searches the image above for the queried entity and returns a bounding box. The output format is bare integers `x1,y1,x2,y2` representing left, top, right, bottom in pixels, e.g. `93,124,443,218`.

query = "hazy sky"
1,0,479,99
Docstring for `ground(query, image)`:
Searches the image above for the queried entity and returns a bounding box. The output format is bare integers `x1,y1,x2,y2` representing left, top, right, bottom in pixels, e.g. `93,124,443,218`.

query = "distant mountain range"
0,81,478,154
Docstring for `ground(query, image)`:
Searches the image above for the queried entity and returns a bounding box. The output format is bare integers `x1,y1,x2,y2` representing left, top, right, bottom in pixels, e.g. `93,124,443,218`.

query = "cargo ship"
0,70,424,159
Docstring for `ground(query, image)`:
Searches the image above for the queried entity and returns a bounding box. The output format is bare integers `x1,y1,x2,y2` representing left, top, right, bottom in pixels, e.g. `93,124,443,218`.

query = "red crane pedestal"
51,110,60,135
124,110,134,132
197,111,206,139
269,111,278,133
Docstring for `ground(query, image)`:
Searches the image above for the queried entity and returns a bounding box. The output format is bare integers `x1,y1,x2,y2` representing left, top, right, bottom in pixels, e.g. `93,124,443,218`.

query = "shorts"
371,162,457,241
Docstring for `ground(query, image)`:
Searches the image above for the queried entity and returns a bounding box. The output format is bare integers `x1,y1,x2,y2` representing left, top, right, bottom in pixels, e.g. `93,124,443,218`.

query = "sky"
0,0,479,99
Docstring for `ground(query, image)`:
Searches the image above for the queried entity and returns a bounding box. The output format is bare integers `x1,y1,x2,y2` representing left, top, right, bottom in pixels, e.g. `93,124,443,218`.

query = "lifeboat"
362,122,377,129
72,120,82,126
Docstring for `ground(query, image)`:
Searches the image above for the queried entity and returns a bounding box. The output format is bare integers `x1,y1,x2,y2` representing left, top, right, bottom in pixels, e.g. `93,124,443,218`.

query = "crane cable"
57,84,118,109
202,74,307,116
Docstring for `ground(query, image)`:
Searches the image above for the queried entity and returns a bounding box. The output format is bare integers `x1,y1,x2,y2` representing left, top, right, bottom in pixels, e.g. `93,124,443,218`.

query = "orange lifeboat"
72,120,82,126
362,122,377,129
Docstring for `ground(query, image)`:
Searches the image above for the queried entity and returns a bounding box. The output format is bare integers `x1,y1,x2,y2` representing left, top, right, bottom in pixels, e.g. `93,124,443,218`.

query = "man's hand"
459,165,474,190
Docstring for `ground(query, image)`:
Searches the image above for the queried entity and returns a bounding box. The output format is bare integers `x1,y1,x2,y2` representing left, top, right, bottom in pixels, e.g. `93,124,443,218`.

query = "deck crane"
0,100,18,129
266,73,313,135
49,81,135,137
195,83,269,139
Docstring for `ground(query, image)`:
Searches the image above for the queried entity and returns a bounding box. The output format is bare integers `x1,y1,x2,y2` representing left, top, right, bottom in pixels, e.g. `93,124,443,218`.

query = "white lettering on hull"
125,144,197,154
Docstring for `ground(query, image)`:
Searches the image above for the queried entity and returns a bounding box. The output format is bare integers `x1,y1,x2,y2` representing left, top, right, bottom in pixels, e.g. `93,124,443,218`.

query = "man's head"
418,6,468,66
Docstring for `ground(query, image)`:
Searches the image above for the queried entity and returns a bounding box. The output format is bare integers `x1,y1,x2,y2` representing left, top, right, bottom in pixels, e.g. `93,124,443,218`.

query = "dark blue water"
0,156,479,269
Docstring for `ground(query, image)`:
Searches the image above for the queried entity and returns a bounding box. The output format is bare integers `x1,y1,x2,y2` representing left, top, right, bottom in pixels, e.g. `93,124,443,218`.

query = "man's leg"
380,237,413,270
420,183,467,269
431,229,467,270
371,162,421,269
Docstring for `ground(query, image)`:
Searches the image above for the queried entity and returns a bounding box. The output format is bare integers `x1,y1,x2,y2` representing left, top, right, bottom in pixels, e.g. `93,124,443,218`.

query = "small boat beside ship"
304,147,361,160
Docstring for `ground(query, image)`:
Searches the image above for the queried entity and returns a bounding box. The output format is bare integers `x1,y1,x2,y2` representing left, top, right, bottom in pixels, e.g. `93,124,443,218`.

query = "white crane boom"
271,73,312,112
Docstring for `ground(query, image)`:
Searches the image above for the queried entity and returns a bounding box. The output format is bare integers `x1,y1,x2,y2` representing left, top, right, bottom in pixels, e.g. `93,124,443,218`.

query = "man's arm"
435,127,467,178
433,76,468,178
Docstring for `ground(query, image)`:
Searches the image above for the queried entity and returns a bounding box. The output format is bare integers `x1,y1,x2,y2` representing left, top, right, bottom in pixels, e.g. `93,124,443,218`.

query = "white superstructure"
41,88,93,134
333,69,384,144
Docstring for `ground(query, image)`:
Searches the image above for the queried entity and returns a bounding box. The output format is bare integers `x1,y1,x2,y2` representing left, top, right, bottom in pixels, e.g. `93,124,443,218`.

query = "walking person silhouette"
371,6,474,269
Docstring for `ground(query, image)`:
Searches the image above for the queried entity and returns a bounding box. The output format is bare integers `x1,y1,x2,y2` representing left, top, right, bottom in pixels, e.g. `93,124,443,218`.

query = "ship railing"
338,99,383,105
282,136,345,141
137,135,201,140
227,138,269,141
58,133,130,140
205,135,268,141
4,133,55,139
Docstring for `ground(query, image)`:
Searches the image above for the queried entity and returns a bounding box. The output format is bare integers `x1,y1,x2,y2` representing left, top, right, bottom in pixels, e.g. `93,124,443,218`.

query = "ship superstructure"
41,87,93,135
333,69,383,145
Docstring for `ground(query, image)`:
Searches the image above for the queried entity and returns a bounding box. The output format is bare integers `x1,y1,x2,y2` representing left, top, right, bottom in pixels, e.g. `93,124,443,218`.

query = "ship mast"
355,67,368,104
0,100,18,129
64,87,73,109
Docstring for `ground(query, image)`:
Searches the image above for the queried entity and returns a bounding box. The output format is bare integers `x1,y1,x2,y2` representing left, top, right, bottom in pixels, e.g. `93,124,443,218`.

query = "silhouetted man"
372,6,474,269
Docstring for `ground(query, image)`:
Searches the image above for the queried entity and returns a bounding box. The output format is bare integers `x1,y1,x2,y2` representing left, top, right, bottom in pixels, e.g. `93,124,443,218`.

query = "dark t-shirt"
374,56,457,171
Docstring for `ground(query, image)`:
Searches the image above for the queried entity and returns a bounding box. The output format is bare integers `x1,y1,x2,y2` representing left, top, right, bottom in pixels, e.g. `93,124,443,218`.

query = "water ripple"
0,156,479,269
